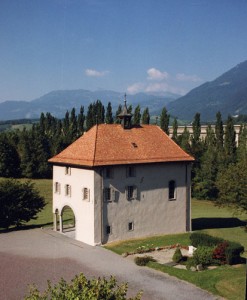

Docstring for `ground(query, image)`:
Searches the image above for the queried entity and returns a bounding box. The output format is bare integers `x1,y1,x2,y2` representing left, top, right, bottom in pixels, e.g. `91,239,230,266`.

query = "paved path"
0,229,221,300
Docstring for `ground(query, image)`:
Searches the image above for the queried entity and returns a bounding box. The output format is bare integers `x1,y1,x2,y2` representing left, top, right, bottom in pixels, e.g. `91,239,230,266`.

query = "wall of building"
101,162,191,244
53,165,95,245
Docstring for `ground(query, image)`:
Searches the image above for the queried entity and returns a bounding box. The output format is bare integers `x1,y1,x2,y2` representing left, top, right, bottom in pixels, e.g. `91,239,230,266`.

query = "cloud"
85,69,109,77
147,68,169,81
127,82,144,94
176,73,202,82
145,82,185,95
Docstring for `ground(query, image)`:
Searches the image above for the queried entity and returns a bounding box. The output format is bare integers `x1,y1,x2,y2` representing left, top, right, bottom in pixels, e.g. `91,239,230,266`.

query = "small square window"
106,225,111,235
126,166,136,177
128,222,134,231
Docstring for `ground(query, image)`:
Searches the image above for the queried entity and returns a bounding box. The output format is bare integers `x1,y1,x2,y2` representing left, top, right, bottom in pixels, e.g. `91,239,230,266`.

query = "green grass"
148,262,245,300
105,198,247,300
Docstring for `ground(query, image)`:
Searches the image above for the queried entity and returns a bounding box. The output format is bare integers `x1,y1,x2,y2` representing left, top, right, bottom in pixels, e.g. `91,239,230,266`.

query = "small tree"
160,107,170,135
0,179,45,229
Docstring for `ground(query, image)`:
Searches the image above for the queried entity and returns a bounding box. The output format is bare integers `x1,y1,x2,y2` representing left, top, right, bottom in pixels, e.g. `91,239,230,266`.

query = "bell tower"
117,94,132,129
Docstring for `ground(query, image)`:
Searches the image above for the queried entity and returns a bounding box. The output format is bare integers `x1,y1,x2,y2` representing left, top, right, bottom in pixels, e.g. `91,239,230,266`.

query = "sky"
1,0,247,102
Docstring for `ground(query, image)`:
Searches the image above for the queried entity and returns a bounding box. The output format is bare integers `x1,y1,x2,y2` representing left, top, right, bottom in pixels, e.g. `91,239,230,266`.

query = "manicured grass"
148,262,245,300
105,233,190,255
105,198,247,300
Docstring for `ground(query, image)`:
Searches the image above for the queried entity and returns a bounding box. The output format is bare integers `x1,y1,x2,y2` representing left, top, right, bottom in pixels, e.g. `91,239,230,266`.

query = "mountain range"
0,90,178,121
1,60,247,122
167,60,247,121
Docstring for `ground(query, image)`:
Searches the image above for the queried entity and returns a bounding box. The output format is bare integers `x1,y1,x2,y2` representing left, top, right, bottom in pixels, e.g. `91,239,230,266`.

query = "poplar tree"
224,115,236,165
77,106,85,136
171,118,178,142
133,105,141,125
160,107,170,135
141,107,150,124
105,102,114,124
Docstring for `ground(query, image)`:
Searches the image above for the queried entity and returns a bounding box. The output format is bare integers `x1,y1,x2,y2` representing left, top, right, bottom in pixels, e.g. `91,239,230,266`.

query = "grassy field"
1,179,247,299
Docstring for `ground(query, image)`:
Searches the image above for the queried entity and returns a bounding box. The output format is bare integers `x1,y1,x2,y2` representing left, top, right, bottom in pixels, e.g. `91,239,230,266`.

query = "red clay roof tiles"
48,124,194,167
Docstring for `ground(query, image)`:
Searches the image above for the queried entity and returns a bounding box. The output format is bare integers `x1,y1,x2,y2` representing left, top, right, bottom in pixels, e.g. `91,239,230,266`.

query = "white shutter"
111,188,116,202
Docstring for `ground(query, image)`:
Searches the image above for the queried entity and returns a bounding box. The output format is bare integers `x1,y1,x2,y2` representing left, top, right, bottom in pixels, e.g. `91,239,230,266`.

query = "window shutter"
125,186,129,200
133,186,138,199
111,188,116,202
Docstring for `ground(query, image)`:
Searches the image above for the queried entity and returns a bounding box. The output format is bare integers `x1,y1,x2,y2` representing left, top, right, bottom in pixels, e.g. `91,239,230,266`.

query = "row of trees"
0,100,246,211
0,101,169,179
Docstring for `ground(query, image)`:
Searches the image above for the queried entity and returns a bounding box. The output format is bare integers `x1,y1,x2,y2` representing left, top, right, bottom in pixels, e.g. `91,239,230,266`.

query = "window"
126,185,137,200
105,167,113,179
126,166,136,177
65,184,71,197
54,182,61,194
128,222,134,231
168,180,176,200
106,225,111,235
65,166,71,175
104,187,116,202
82,187,90,201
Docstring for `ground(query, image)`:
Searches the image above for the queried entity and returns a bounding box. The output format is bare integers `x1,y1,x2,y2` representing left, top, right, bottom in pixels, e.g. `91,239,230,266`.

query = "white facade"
53,161,191,246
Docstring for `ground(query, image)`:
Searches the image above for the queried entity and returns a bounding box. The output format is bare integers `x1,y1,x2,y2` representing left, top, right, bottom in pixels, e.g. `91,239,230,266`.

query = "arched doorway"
61,205,76,238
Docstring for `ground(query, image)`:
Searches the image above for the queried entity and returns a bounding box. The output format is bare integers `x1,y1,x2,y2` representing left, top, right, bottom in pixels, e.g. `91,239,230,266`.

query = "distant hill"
167,60,247,121
0,90,178,121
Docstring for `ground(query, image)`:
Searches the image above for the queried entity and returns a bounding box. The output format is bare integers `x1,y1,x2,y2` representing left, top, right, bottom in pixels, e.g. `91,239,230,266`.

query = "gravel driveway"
0,228,221,300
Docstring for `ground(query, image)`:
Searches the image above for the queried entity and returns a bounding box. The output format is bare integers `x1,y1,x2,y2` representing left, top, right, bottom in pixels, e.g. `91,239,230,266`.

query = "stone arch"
61,205,76,238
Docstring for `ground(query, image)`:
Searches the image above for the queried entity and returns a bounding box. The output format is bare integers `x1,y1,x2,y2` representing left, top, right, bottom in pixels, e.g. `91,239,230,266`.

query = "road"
0,228,221,300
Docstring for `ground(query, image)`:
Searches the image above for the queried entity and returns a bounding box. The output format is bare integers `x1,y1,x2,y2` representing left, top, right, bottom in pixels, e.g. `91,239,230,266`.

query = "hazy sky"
1,0,247,101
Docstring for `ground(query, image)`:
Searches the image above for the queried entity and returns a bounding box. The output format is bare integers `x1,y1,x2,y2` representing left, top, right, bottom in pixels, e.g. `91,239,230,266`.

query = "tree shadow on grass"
0,222,53,233
192,217,247,231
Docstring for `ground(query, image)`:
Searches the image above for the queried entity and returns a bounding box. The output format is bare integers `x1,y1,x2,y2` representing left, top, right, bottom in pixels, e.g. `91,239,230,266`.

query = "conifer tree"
105,102,114,124
133,105,141,125
160,107,170,135
77,106,85,135
215,111,224,151
141,107,150,124
237,124,247,164
86,103,94,131
70,107,77,142
224,115,236,165
171,118,178,142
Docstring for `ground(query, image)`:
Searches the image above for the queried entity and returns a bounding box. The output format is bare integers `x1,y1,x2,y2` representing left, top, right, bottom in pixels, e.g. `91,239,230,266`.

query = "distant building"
49,102,194,245
169,125,242,145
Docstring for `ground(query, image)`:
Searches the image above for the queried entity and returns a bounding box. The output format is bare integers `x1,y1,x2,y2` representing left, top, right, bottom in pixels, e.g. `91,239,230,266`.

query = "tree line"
0,100,246,210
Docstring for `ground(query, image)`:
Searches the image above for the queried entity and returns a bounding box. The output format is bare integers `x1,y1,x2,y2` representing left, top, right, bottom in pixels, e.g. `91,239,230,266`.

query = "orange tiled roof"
48,124,194,167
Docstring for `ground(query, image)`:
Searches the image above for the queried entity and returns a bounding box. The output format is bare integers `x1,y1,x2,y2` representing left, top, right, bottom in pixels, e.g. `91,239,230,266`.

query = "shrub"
172,247,183,263
25,273,142,300
212,241,228,264
134,256,156,266
190,232,224,248
192,246,214,267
